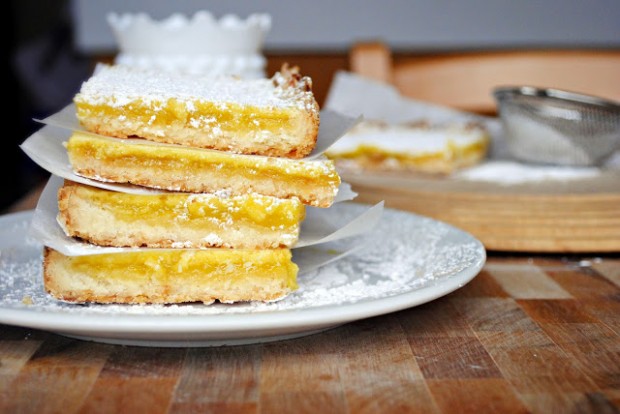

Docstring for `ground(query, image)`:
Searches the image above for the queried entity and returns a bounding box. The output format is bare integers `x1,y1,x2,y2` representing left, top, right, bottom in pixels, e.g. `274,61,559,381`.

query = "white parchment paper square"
31,175,384,257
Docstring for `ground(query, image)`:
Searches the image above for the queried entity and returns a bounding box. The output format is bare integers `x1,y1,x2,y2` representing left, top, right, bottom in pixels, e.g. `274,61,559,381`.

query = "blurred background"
6,0,620,211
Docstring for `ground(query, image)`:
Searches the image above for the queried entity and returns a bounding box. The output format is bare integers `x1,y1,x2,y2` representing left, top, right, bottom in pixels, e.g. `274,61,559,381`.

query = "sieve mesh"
494,87,620,166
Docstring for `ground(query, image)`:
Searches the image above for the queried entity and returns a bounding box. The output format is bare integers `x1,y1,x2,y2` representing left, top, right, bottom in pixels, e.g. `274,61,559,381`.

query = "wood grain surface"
1,255,618,414
342,170,620,253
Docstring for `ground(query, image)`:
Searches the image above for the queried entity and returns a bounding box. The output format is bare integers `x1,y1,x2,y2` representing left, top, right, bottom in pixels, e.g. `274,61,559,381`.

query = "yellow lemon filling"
333,139,487,165
66,132,340,207
44,248,299,303
75,99,299,138
68,183,305,232
63,249,298,288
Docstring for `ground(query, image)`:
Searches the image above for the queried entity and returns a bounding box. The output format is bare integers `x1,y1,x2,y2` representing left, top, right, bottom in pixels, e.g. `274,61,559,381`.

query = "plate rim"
0,207,485,339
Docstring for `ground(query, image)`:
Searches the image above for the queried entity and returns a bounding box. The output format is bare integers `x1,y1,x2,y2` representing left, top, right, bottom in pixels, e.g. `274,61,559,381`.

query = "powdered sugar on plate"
456,160,603,185
0,204,484,345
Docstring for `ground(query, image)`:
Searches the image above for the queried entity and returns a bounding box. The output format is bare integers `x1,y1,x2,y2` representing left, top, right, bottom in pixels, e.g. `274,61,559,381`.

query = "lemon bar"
326,121,490,174
58,181,305,249
66,132,340,207
74,64,319,159
43,247,299,304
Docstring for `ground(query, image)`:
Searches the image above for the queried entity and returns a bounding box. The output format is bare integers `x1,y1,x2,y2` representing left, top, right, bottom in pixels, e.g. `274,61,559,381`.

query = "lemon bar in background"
66,132,341,208
326,121,490,174
43,247,299,304
74,64,320,159
58,181,305,249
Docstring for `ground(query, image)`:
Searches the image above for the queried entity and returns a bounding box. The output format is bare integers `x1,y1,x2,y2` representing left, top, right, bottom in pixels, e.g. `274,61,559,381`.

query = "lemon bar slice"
326,121,490,174
43,247,298,304
58,181,305,249
74,64,319,159
66,132,340,207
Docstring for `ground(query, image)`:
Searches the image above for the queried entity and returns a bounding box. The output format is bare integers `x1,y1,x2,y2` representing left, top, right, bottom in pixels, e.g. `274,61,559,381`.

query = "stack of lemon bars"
39,64,342,305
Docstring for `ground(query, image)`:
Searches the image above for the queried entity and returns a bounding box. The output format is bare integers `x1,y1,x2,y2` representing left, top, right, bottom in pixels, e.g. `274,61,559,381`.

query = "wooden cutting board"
343,169,620,253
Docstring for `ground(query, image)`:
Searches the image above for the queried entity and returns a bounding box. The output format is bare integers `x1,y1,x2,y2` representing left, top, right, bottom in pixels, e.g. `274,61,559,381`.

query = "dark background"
6,0,91,212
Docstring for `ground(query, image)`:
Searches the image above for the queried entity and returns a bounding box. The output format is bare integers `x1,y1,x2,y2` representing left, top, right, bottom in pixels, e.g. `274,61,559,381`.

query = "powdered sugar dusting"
456,160,602,185
0,205,484,321
75,64,311,111
0,215,46,304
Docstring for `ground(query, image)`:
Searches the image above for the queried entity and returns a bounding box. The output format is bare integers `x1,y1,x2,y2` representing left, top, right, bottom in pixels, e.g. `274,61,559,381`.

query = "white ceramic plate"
0,204,485,347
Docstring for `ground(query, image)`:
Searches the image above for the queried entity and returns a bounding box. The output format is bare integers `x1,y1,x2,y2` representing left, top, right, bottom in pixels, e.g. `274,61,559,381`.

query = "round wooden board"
343,169,620,253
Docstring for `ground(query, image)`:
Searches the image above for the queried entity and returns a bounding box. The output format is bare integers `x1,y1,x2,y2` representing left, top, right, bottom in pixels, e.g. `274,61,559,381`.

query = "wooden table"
1,188,619,413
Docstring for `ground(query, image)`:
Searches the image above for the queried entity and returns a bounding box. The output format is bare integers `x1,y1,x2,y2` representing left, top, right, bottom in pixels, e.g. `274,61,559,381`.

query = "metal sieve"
493,86,620,166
